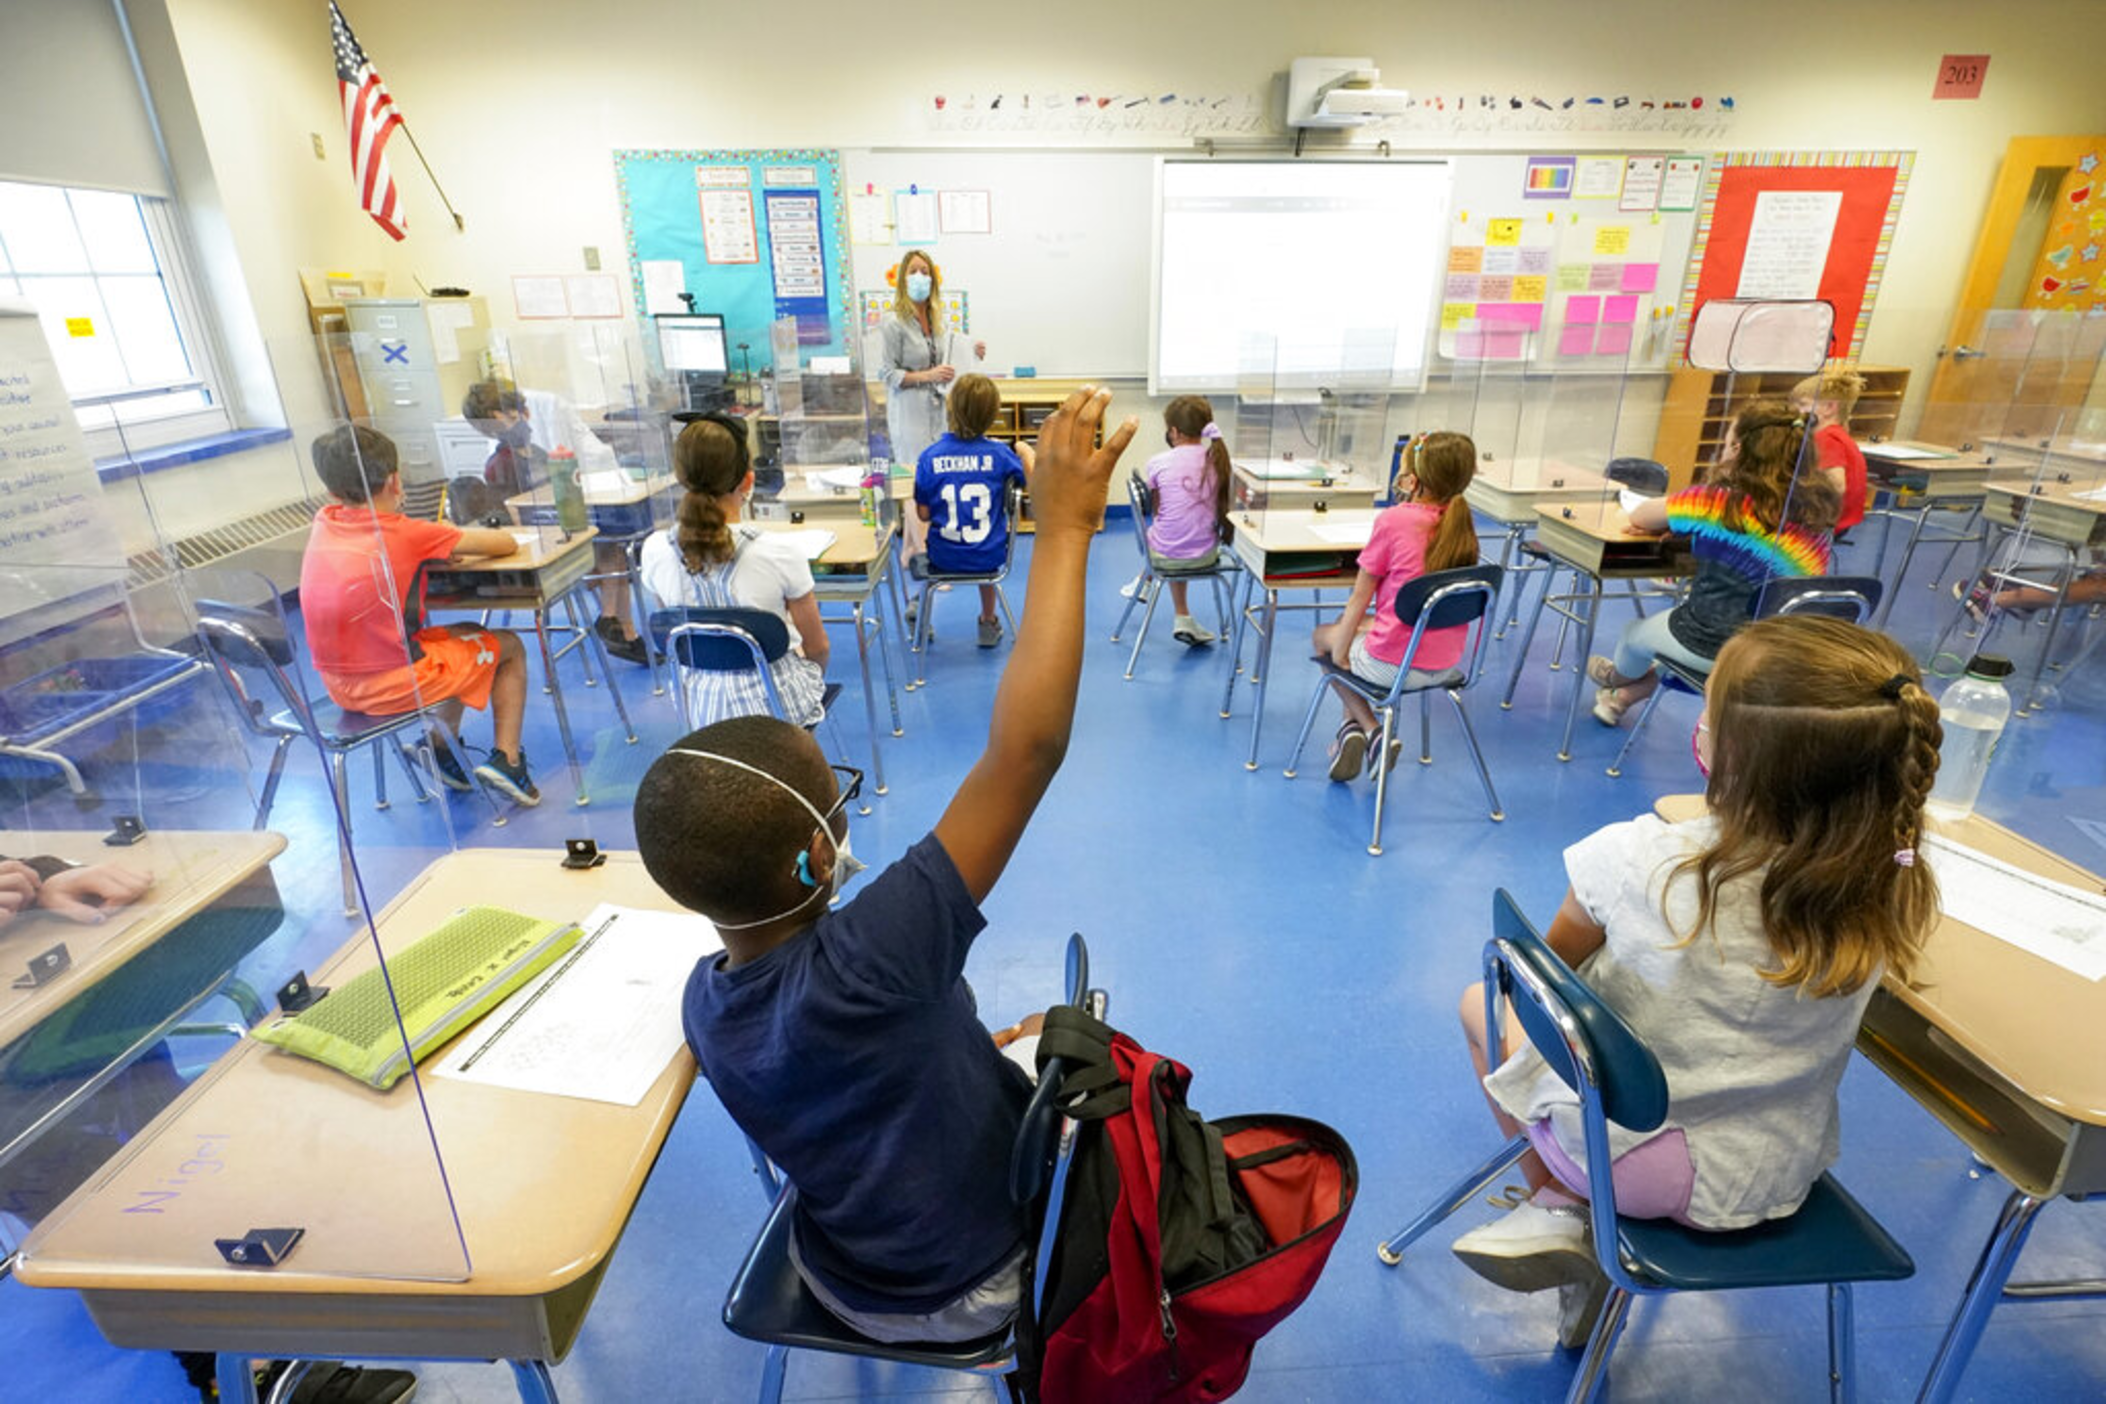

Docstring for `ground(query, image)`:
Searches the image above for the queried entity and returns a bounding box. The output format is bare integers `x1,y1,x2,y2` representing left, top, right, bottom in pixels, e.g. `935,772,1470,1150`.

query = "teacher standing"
878,250,984,559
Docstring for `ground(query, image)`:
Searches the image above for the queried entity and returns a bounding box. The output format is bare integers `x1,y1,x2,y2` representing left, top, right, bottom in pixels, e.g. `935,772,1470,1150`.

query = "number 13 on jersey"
939,482,995,544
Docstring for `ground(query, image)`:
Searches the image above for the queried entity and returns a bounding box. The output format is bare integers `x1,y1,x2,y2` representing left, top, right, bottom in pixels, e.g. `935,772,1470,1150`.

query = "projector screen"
1151,159,1452,395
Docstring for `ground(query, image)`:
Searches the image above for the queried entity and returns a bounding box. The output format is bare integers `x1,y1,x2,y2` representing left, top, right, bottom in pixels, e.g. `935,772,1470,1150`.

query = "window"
0,180,230,456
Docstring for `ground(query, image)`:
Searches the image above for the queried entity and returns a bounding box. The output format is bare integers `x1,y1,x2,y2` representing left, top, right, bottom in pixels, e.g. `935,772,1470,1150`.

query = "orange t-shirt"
298,505,463,685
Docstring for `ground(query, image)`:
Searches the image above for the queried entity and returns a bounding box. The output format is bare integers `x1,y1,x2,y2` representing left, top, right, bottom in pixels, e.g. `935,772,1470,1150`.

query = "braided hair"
672,416,749,571
1668,614,1941,996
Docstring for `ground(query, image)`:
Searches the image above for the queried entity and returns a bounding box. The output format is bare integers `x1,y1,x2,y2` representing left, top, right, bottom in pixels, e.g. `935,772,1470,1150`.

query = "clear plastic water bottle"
548,447,588,537
861,456,889,528
1925,654,2015,821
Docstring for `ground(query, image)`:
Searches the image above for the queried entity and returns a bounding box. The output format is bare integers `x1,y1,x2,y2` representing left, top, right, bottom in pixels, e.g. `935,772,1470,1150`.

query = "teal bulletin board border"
612,148,855,370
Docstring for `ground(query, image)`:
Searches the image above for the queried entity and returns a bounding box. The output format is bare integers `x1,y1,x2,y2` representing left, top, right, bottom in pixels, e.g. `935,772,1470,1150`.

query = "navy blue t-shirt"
682,834,1032,1313
915,433,1027,575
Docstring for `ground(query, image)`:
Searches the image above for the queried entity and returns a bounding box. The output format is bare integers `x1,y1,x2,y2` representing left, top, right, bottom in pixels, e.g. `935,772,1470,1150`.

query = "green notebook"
255,906,582,1090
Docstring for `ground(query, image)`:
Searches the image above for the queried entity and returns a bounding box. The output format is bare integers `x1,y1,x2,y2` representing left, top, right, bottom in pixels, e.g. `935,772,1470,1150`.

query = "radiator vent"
127,497,324,588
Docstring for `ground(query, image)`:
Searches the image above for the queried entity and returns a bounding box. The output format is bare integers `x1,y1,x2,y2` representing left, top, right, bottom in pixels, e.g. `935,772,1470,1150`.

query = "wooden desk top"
1532,499,1651,542
1985,435,2106,469
1230,507,1379,554
505,474,671,510
1982,480,2106,514
749,519,884,569
0,831,286,1048
1655,795,2106,1127
1475,459,1609,493
774,467,912,503
436,527,599,574
16,848,699,1297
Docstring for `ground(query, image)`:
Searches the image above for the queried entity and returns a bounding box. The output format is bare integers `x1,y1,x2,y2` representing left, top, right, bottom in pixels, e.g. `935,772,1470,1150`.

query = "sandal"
1591,686,1630,728
1327,723,1368,782
1585,655,1622,687
1366,734,1405,776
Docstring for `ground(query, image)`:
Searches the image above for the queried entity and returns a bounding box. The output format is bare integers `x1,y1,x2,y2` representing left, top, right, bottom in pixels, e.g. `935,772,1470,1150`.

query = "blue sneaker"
426,739,474,792
473,750,542,807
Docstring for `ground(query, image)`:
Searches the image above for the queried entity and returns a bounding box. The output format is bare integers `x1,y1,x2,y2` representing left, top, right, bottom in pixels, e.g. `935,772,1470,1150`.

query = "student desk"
756,465,913,524
424,529,638,806
1231,460,1384,515
748,521,904,794
1221,508,1377,770
508,475,678,695
1968,481,2106,712
1861,441,2042,629
1501,502,1691,762
1657,795,2106,1404
1464,461,1612,633
0,830,285,1184
14,847,698,1404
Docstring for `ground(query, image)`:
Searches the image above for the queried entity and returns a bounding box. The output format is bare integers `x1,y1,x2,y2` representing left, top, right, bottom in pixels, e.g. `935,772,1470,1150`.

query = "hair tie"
1877,673,1913,700
1199,423,1222,442
1894,848,1917,868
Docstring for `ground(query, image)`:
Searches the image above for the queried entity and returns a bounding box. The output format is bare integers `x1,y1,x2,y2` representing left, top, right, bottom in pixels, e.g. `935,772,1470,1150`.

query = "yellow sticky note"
1555,264,1589,292
1511,275,1548,302
1447,245,1484,274
1440,302,1478,331
65,317,95,338
1486,219,1524,247
1593,225,1632,256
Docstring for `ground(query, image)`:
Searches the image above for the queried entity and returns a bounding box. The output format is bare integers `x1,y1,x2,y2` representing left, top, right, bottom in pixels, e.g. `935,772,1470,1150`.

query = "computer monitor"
657,314,729,375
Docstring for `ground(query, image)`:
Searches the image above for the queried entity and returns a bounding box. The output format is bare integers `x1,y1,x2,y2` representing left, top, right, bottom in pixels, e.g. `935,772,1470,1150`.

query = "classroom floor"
5,521,2104,1403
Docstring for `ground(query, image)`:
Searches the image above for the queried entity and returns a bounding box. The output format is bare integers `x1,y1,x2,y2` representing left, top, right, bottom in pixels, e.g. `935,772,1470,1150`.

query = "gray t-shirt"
1484,815,1877,1229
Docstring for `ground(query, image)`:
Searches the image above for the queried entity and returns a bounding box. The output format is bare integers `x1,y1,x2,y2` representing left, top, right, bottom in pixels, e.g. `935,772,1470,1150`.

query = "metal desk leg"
510,1359,561,1404
216,1354,261,1404
1916,1190,2049,1404
1221,572,1255,719
577,595,639,746
533,611,589,806
2018,573,2077,717
624,546,665,697
1501,563,1554,709
848,600,888,794
1875,504,1936,629
1558,574,1604,762
1243,589,1279,771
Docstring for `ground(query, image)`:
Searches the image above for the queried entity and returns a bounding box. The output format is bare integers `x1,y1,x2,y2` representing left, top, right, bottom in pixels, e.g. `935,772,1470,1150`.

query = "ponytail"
1424,494,1479,573
672,416,747,571
1204,435,1232,532
1163,394,1233,533
1412,431,1481,572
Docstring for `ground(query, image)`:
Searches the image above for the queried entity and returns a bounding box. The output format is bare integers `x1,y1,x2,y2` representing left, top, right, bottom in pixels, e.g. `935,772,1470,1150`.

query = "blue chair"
721,933,1101,1404
1109,474,1237,679
1605,574,1885,778
1375,892,1913,1403
648,605,868,814
910,484,1024,686
1283,564,1506,854
195,596,503,917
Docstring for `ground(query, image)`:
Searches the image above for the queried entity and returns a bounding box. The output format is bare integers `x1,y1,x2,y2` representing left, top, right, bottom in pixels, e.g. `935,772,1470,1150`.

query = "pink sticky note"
1603,295,1640,324
1456,327,1486,358
1565,295,1601,324
1445,273,1480,299
1479,302,1544,331
1588,263,1621,291
1557,324,1597,357
1485,328,1528,359
1593,323,1634,356
1478,275,1514,301
1620,262,1660,293
1516,247,1553,275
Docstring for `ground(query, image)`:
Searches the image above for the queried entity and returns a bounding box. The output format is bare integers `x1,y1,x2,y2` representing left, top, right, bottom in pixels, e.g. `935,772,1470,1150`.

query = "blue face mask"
905,272,933,302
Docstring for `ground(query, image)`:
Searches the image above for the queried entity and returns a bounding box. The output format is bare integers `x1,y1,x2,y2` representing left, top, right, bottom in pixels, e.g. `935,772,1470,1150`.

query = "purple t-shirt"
683,834,1030,1314
1144,443,1224,560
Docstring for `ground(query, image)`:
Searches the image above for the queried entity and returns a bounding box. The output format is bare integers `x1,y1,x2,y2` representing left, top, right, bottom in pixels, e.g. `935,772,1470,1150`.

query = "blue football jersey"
914,434,1027,574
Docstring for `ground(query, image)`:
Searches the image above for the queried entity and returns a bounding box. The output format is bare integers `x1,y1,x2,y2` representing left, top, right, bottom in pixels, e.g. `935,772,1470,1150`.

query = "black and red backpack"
1017,1004,1357,1402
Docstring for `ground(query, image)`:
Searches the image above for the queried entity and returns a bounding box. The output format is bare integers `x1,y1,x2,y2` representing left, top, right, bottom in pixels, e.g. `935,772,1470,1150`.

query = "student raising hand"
1027,385,1139,536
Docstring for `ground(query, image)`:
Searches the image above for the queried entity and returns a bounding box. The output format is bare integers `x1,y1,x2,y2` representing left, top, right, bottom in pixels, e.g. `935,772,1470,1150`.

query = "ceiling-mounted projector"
1286,56,1408,129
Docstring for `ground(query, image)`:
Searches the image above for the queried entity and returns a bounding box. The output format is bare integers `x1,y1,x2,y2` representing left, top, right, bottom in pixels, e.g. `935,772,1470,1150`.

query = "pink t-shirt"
1359,500,1466,671
1144,443,1224,561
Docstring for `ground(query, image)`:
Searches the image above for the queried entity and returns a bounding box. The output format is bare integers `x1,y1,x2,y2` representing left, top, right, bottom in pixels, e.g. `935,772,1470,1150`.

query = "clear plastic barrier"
0,304,471,1283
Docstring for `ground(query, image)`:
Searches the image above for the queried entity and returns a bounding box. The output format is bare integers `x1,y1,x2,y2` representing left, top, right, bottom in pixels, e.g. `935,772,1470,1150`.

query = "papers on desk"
1246,458,1332,480
1859,442,1949,461
809,465,867,493
434,904,721,1105
1306,522,1374,546
773,528,839,561
1923,835,2106,982
580,469,631,497
2071,484,2106,503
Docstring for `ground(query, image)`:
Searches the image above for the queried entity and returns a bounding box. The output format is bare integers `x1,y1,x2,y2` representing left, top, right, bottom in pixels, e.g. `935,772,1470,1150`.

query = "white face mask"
666,748,866,930
905,271,933,302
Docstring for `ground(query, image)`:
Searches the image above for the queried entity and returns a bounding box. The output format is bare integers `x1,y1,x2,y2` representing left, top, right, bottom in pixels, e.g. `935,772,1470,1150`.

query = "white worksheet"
771,528,839,560
1858,442,1949,461
1922,835,2106,982
1306,522,1374,547
434,904,721,1105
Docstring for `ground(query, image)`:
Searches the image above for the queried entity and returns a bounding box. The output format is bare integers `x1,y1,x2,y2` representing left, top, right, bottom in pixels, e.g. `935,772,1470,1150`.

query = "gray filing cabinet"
343,297,491,489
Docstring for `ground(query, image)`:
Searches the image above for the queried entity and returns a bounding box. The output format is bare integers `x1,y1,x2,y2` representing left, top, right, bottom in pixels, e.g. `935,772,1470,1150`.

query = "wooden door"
1918,136,2106,448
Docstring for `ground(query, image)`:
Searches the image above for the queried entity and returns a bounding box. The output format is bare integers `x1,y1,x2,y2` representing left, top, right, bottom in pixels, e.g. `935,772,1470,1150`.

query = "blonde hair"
1715,398,1838,534
671,418,746,570
1791,367,1866,419
892,251,939,328
1672,615,1941,996
1401,431,1480,573
947,374,1000,438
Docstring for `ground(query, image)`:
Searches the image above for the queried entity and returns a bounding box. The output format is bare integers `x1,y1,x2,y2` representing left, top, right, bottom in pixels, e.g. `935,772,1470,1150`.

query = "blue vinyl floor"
4,517,2104,1402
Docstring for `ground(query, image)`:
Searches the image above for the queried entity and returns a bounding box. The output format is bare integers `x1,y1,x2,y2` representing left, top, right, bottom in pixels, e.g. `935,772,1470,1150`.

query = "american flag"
330,2,405,240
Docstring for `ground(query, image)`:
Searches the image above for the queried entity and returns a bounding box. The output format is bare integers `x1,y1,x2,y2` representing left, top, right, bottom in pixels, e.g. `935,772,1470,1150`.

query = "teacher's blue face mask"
905,272,933,302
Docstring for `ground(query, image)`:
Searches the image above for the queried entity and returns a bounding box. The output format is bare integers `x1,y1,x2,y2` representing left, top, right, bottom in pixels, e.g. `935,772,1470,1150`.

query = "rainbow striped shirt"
1664,485,1832,657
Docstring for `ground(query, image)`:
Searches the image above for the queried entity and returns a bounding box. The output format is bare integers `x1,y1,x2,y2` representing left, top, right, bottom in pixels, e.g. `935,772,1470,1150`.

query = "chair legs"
756,1344,789,1404
1286,683,1504,838
1604,679,1673,778
1447,690,1505,822
329,750,357,917
1124,580,1163,680
1375,1133,1530,1263
1109,569,1149,643
1566,1287,1635,1404
252,736,296,829
1827,1281,1855,1404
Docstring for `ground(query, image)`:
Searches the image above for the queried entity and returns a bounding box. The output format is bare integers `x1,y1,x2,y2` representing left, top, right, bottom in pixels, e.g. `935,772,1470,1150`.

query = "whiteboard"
835,149,1701,383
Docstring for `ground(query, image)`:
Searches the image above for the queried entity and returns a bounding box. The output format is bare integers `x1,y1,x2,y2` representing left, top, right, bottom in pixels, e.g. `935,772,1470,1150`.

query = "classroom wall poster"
1673,150,1913,362
1659,156,1706,212
1439,212,1556,359
1549,217,1666,362
937,189,993,235
894,189,939,244
848,191,891,245
1620,156,1665,212
764,189,830,341
1574,156,1624,199
2021,152,2105,314
859,289,968,334
697,167,759,265
1737,190,1843,299
1524,156,1575,200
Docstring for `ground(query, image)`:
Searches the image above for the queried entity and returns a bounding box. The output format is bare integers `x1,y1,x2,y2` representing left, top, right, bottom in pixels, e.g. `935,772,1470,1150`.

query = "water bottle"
1925,654,2015,821
860,456,889,528
548,446,589,536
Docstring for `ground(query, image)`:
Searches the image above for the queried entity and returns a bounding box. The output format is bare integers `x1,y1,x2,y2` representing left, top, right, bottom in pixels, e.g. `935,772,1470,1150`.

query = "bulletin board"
1440,209,1677,367
612,148,856,369
1672,151,1914,362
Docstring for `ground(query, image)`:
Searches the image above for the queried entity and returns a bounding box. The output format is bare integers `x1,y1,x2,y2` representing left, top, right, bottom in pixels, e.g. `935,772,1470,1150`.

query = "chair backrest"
1011,932,1103,1322
399,477,447,523
1123,474,1155,565
1385,564,1505,693
194,599,318,740
1605,457,1670,495
1755,574,1883,623
650,606,790,671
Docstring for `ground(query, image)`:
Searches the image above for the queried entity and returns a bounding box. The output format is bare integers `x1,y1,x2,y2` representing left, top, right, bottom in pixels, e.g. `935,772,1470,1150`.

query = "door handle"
1951,345,1985,361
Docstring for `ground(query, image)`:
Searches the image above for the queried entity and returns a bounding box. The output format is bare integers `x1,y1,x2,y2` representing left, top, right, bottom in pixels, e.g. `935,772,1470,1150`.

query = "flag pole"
394,119,464,231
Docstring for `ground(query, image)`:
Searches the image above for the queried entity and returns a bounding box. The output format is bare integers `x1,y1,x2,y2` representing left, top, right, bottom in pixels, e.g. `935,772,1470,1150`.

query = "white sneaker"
1450,1199,1595,1292
1118,572,1145,599
1557,1264,1613,1349
1172,614,1216,646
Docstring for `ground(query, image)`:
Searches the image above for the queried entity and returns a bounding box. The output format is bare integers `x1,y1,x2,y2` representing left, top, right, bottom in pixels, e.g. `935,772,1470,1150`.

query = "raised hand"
1028,385,1138,536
